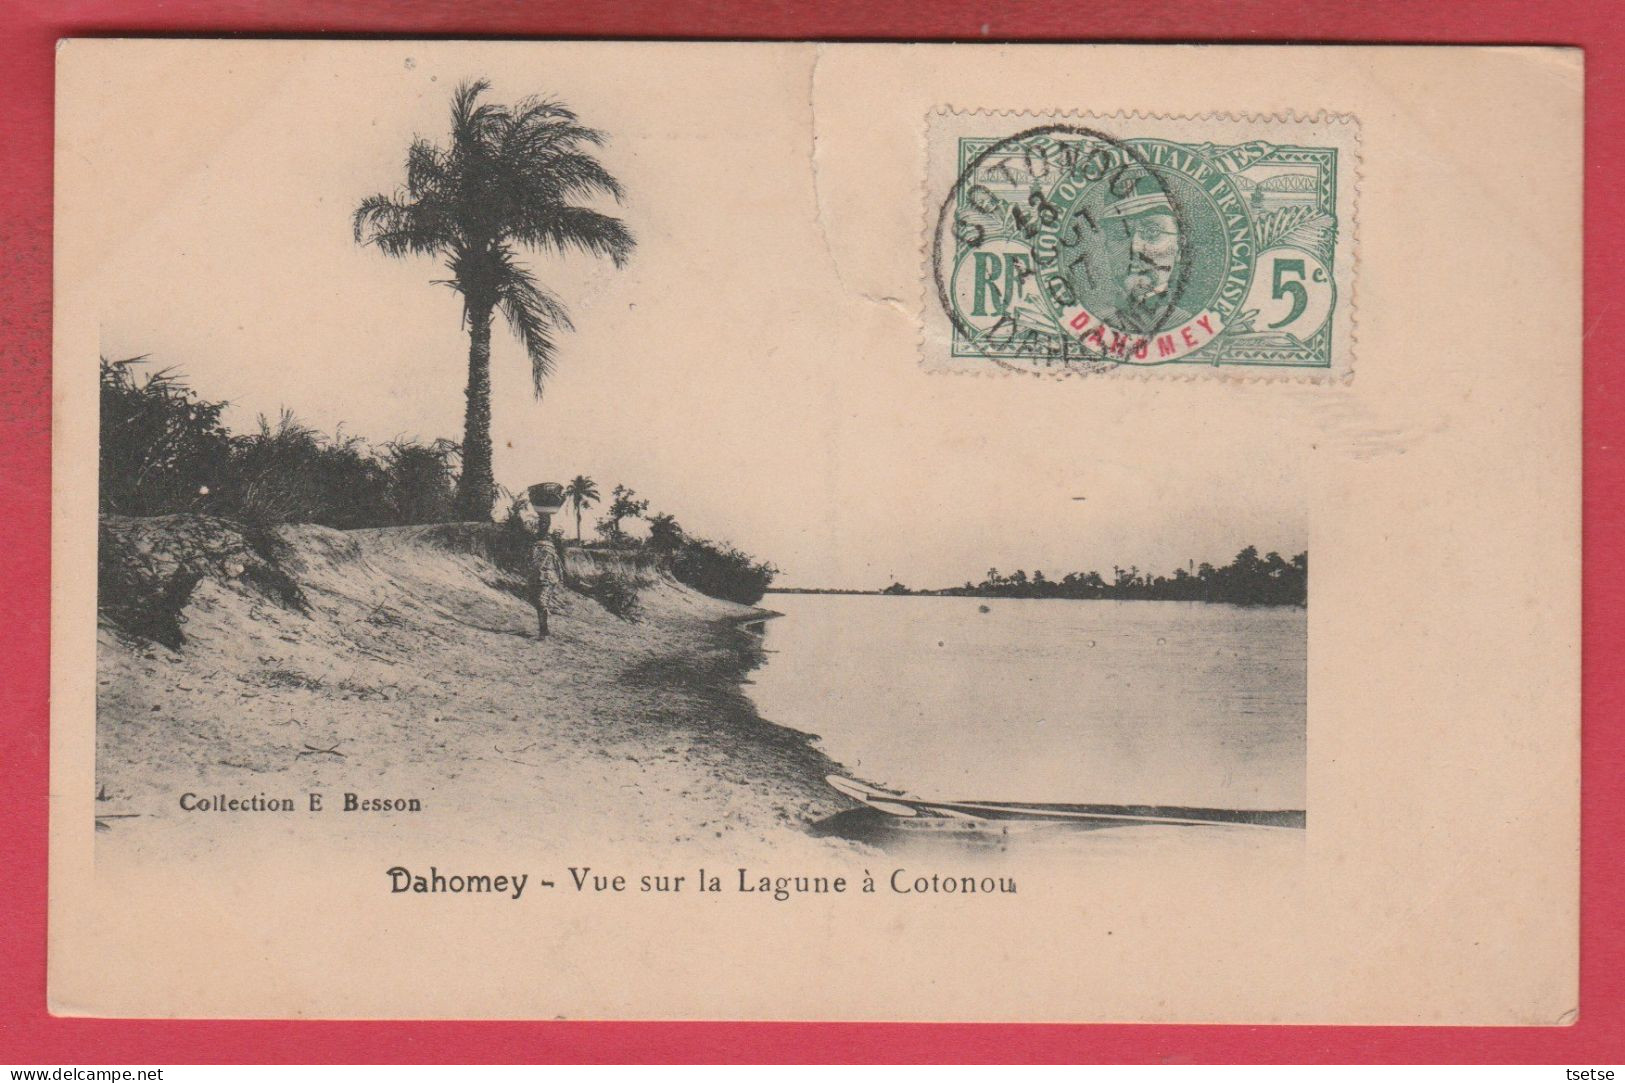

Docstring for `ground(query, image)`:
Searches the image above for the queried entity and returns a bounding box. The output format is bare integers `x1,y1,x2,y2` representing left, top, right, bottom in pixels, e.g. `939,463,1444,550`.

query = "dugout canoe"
826,775,1305,829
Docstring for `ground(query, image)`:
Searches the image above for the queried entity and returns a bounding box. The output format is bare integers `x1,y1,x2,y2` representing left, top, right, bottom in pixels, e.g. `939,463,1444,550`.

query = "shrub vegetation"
669,536,778,606
100,358,780,607
100,358,459,529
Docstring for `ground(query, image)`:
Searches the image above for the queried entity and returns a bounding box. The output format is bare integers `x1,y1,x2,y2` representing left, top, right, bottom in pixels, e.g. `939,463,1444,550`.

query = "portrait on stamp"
1091,172,1197,334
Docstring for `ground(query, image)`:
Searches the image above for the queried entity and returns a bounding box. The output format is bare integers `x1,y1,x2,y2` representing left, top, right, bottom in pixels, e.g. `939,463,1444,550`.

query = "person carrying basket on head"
523,481,567,639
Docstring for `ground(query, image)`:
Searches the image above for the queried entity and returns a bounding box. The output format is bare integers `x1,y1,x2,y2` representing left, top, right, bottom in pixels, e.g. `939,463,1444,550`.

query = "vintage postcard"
50,41,1580,1022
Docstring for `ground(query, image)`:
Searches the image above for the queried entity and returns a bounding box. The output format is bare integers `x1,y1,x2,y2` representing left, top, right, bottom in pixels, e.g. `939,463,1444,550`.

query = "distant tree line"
881,547,1307,607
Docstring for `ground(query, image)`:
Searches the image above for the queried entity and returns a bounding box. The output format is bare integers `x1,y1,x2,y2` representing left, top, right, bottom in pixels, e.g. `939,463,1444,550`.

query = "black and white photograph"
88,53,1307,865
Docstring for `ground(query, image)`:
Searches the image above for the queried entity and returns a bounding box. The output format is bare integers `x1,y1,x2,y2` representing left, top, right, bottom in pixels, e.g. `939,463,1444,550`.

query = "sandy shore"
95,517,855,862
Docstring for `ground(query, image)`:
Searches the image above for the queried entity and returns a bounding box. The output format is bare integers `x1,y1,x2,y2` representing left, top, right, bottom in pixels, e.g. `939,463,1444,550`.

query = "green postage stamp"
924,110,1359,377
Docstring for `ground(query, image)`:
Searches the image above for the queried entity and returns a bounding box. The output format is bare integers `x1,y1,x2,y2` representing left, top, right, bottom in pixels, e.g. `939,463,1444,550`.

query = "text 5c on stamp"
923,110,1359,378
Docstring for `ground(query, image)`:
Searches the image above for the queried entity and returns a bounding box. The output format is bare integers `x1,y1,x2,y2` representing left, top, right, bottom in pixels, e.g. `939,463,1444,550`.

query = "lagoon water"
745,594,1306,811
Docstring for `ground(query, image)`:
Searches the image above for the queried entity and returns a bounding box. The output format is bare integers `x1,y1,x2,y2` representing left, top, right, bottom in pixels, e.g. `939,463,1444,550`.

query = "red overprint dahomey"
1067,307,1222,362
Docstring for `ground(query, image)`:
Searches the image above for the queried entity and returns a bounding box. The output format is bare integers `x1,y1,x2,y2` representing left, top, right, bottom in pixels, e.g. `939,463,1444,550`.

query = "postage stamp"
923,109,1359,378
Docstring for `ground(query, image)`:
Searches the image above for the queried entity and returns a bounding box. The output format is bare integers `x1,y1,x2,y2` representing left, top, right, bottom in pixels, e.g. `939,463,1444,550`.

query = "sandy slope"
95,517,853,861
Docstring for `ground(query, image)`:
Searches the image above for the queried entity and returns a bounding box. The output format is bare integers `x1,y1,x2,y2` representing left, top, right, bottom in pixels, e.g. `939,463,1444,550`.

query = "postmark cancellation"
923,109,1359,378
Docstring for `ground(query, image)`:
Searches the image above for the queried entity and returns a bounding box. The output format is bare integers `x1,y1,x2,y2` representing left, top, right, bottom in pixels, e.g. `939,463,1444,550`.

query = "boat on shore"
827,775,1305,830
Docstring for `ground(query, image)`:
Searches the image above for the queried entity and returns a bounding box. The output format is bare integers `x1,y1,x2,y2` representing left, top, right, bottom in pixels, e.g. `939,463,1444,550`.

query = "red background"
1,0,1618,1064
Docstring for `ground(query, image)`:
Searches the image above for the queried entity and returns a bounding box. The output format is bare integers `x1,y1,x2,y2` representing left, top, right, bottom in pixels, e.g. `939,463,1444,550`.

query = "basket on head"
527,482,566,514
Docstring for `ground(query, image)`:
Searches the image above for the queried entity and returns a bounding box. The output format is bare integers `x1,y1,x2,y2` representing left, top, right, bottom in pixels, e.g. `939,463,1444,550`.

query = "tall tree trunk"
575,506,582,542
455,299,496,521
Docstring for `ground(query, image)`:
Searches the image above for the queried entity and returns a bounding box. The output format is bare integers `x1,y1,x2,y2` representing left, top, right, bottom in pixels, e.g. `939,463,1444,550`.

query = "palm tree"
563,474,600,542
354,80,634,520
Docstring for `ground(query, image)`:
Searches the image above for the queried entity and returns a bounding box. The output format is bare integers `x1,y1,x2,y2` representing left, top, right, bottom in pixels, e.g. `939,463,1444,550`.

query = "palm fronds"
495,256,575,395
354,78,634,399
